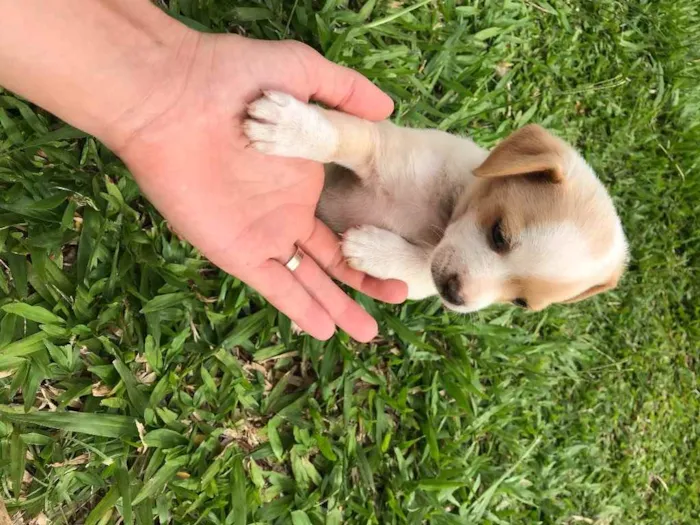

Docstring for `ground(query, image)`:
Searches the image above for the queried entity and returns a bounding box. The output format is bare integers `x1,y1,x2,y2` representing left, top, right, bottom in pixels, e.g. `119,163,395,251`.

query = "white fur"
519,221,626,282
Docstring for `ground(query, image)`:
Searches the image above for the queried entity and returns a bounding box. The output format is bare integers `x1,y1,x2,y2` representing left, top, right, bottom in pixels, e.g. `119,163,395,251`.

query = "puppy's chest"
318,165,454,246
367,190,448,244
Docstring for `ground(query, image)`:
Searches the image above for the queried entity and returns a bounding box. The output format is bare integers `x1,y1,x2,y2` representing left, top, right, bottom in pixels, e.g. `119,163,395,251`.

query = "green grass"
1,0,699,523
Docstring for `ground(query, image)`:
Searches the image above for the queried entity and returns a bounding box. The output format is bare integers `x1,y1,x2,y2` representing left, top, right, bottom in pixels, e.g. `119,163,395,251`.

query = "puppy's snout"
437,273,464,306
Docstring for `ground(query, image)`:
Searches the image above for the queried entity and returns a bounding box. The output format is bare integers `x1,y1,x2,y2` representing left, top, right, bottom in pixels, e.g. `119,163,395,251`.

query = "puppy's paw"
342,226,407,280
244,91,338,162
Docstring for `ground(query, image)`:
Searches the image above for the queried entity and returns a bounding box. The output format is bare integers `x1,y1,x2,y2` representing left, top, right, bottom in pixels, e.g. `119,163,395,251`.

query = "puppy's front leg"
343,226,437,300
244,91,380,178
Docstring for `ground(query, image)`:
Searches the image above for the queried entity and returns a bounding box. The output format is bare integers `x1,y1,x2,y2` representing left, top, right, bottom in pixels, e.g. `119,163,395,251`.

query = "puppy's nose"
439,274,464,305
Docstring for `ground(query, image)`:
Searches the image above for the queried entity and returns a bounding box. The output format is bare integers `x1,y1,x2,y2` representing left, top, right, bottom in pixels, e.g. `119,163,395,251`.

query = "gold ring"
284,246,304,272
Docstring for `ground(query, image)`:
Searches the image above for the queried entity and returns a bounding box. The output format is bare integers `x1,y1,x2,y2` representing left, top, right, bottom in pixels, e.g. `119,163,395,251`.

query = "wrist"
78,2,202,151
0,0,199,152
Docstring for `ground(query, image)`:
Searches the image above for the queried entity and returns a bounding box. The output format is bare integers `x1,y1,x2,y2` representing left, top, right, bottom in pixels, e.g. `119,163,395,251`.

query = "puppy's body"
244,92,628,312
318,127,486,246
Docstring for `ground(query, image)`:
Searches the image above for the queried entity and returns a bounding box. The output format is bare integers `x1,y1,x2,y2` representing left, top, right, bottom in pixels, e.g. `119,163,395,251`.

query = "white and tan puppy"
243,91,628,313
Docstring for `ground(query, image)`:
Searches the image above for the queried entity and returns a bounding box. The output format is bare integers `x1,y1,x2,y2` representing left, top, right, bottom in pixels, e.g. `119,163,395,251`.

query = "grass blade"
116,461,134,525
0,408,137,438
228,456,247,525
2,302,65,325
113,358,148,416
132,456,188,506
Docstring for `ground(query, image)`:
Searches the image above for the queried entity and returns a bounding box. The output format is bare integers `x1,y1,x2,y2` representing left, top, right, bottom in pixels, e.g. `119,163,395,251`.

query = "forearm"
0,0,194,149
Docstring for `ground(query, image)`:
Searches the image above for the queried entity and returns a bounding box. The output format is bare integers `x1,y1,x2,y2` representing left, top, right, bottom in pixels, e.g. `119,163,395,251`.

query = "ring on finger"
284,245,304,272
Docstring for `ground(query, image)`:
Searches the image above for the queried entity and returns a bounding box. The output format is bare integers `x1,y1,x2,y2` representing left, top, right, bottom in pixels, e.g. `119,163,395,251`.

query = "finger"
245,261,337,341
301,220,408,304
290,250,380,343
291,42,394,121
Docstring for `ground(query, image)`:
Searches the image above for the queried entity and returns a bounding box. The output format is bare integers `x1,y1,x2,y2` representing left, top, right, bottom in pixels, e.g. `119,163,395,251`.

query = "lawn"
1,0,699,523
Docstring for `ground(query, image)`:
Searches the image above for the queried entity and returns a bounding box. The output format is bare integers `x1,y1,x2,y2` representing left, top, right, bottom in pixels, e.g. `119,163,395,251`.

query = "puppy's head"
431,124,628,313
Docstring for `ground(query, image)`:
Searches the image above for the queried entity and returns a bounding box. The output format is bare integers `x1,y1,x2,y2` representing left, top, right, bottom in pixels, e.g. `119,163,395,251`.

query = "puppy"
243,91,628,313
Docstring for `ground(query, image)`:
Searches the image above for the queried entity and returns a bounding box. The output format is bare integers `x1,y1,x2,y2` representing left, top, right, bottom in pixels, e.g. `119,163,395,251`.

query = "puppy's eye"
490,219,508,253
512,298,528,308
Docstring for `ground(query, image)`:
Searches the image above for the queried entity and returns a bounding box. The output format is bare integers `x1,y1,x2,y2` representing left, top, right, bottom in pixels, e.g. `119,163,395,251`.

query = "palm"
120,34,406,341
127,109,321,266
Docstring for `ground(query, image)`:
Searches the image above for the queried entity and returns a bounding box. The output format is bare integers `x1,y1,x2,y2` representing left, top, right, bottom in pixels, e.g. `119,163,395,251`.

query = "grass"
1,0,699,523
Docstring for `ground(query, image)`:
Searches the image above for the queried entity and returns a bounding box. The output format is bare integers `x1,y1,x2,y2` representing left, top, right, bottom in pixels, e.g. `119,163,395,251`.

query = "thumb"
289,41,394,121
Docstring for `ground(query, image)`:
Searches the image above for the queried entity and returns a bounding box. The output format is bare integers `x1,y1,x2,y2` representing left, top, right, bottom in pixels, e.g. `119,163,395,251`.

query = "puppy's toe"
262,90,294,107
243,119,273,142
247,91,293,122
242,121,279,155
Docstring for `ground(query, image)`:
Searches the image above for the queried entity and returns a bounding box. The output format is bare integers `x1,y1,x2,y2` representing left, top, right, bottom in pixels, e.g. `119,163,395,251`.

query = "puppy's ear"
473,124,567,183
561,270,622,304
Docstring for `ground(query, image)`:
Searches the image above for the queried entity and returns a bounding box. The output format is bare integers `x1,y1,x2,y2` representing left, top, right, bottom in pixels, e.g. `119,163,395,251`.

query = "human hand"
113,33,407,342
